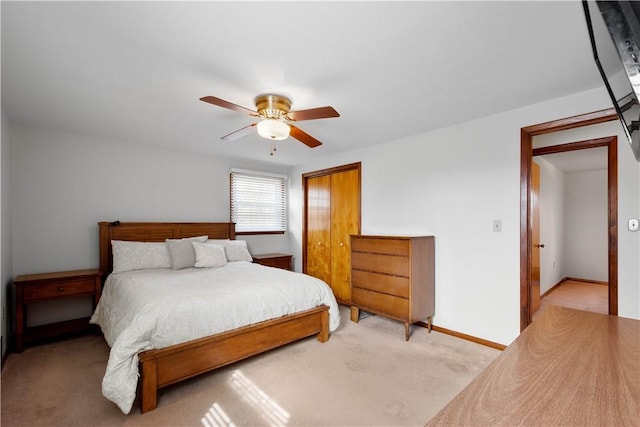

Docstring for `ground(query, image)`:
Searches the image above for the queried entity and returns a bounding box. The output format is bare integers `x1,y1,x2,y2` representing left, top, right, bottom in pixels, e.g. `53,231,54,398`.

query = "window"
230,169,287,234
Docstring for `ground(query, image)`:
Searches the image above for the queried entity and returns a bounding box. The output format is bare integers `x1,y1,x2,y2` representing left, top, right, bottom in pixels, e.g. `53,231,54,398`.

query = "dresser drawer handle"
58,287,65,292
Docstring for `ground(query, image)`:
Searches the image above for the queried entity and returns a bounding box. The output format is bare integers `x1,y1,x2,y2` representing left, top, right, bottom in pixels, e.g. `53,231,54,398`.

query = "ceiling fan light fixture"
257,119,290,140
200,94,338,148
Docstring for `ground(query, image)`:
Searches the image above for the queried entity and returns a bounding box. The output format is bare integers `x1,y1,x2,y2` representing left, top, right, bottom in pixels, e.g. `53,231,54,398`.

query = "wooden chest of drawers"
350,235,434,340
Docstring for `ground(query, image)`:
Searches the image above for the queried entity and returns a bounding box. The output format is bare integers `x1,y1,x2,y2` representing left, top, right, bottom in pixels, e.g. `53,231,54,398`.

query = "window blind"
230,171,287,233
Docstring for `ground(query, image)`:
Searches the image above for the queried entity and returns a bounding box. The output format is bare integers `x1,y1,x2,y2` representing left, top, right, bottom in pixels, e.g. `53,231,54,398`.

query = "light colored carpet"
1,306,499,426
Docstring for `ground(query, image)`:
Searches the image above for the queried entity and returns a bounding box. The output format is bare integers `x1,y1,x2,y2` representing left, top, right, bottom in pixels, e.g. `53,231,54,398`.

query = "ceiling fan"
200,94,339,148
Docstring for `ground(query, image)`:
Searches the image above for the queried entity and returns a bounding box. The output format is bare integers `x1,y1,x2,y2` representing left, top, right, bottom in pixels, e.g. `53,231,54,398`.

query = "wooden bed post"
139,357,158,413
98,222,111,281
318,308,329,342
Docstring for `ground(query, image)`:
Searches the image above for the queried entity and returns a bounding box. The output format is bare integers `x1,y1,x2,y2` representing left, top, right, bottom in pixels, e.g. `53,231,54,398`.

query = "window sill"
236,231,286,236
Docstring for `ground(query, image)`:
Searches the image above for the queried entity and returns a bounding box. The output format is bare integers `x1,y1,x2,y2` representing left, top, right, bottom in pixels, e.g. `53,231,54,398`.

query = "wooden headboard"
98,221,236,277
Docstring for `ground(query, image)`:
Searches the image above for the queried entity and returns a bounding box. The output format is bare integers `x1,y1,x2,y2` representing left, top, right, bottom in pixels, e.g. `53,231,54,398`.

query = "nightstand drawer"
23,278,97,302
252,253,292,271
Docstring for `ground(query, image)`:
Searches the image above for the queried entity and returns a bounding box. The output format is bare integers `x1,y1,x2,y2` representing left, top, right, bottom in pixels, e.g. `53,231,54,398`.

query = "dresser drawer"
351,270,410,298
23,278,97,302
352,288,409,321
351,252,409,277
351,237,410,256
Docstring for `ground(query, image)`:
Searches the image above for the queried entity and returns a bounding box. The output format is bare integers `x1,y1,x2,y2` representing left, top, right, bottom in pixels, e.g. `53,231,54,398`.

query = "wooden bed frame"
98,221,330,413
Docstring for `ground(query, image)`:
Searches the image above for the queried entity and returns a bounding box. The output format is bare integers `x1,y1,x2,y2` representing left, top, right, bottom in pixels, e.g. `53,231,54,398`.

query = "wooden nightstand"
14,269,102,352
252,253,293,271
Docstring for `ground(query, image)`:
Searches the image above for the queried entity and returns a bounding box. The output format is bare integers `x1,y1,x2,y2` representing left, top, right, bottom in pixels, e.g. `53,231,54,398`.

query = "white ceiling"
538,146,608,173
1,1,613,166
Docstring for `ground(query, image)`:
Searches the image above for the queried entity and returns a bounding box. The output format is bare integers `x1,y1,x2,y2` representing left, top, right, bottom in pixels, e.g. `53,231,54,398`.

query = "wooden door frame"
302,162,362,274
520,108,619,331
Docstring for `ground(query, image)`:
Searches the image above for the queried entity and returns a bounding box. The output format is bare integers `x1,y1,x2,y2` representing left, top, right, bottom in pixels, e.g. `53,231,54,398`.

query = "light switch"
629,219,639,232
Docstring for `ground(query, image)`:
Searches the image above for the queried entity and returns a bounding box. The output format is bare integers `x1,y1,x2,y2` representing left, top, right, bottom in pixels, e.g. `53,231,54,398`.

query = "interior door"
306,175,332,284
531,161,541,313
330,169,360,303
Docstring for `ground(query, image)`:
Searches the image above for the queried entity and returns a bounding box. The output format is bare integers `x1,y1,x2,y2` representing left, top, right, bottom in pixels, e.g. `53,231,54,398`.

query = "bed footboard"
138,304,330,413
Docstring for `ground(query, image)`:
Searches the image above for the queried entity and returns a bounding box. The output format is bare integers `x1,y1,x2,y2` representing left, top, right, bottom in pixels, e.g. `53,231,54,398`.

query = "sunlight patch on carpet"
230,370,290,426
201,402,236,427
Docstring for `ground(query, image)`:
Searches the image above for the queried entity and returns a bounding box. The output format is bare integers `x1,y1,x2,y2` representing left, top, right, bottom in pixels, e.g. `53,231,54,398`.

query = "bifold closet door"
330,169,359,303
304,164,360,305
306,174,332,285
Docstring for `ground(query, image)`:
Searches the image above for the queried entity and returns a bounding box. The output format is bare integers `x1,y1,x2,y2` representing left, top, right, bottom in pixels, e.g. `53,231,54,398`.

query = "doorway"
531,141,612,319
520,108,619,330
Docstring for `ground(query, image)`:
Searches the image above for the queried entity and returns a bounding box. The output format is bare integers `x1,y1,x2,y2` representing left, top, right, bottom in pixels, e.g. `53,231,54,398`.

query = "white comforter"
90,261,340,414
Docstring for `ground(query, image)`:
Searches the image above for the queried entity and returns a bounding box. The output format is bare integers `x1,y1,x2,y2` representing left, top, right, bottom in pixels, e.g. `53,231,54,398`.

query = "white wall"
10,125,292,326
564,169,608,281
615,128,640,319
534,157,565,294
290,87,640,345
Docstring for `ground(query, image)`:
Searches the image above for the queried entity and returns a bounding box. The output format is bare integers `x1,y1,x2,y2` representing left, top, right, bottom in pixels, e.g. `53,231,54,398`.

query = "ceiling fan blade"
200,96,256,115
221,123,257,141
288,106,340,121
289,125,323,148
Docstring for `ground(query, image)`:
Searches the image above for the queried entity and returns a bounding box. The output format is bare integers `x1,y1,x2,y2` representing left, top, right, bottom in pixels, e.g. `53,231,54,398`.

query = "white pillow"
223,240,253,262
112,240,171,273
165,235,208,270
192,242,227,268
206,238,230,244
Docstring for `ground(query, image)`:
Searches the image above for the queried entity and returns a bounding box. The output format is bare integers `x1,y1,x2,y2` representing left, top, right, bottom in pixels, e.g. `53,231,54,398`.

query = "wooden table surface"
426,305,639,426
